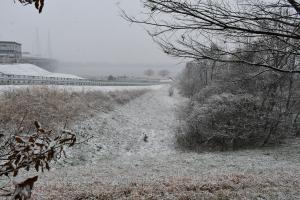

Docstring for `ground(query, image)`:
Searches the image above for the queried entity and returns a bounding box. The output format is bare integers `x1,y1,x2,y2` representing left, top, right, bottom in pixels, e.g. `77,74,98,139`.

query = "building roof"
0,64,83,79
0,41,21,45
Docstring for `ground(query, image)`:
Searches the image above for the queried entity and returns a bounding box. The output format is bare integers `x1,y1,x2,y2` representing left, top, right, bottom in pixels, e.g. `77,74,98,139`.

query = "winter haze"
0,0,183,77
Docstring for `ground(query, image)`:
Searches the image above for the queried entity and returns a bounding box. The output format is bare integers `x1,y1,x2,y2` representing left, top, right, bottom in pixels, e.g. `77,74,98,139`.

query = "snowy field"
27,85,300,199
0,84,163,94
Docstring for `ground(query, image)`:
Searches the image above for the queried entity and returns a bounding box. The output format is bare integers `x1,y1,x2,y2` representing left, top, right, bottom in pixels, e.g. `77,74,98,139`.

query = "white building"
0,41,22,63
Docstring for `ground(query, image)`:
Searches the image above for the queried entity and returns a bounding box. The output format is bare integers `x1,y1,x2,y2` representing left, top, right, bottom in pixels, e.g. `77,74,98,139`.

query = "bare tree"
144,69,155,77
158,69,170,77
123,0,300,73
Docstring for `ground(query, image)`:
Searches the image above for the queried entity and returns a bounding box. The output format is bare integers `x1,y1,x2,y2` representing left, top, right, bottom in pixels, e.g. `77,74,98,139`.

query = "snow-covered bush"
177,93,290,151
176,56,300,151
178,62,209,97
191,83,229,103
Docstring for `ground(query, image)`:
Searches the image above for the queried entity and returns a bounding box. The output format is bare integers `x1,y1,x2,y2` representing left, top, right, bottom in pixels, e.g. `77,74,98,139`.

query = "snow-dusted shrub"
177,59,299,151
178,62,209,97
177,93,287,151
108,89,148,105
168,86,174,97
192,83,229,103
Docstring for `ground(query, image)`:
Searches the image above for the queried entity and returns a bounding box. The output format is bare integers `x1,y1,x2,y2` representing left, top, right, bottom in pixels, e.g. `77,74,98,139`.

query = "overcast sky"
0,0,177,64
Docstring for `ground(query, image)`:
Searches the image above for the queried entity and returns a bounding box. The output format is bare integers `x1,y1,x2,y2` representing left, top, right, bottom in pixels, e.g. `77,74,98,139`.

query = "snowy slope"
0,64,83,79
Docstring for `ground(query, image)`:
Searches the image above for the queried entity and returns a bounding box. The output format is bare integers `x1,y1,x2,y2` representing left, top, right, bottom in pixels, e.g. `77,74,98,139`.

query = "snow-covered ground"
0,84,163,94
26,85,300,199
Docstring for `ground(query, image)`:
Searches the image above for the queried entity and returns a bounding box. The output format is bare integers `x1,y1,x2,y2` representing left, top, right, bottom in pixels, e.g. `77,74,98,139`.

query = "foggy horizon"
0,0,179,65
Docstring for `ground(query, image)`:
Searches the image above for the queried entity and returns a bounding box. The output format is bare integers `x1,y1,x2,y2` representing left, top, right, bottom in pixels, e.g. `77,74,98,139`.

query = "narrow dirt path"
103,85,179,157
68,85,181,160
38,86,186,184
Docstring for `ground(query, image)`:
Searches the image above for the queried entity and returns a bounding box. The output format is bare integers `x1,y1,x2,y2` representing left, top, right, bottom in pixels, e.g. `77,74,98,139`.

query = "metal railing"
0,74,163,86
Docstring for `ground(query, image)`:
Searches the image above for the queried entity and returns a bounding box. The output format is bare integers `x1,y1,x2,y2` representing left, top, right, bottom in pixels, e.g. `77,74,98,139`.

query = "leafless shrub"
158,69,170,78
144,69,155,77
178,62,210,98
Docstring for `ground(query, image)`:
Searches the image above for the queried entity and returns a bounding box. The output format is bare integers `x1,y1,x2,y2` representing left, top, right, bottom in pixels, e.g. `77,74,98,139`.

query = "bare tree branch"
287,0,300,13
123,0,300,73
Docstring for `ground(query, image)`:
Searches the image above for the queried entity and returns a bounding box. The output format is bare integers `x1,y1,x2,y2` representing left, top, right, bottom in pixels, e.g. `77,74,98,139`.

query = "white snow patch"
0,64,83,79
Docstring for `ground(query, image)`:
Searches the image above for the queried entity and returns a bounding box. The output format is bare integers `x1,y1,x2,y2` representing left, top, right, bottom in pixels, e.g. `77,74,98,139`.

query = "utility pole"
35,28,41,57
47,30,53,59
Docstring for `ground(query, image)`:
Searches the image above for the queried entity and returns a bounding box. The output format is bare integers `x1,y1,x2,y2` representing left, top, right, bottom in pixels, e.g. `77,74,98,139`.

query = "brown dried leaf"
34,0,39,10
29,137,35,143
46,149,54,161
13,170,18,177
35,143,45,148
38,128,46,133
39,0,44,13
15,136,25,143
34,121,41,129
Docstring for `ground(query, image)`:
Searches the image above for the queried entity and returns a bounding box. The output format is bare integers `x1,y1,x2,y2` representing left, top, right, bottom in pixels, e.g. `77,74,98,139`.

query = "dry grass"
32,173,300,200
0,86,149,133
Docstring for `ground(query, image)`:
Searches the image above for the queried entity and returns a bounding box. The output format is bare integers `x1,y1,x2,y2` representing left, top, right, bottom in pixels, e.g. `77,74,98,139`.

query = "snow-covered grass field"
23,85,300,200
0,84,163,94
1,84,299,199
0,85,153,136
